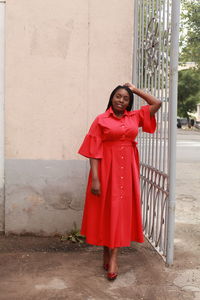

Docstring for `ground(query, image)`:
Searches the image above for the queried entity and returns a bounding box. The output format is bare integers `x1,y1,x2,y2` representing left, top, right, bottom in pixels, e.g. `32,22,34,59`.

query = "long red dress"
78,105,156,248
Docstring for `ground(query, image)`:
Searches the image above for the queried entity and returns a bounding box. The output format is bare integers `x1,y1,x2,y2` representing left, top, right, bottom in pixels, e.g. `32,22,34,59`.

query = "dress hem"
82,235,145,248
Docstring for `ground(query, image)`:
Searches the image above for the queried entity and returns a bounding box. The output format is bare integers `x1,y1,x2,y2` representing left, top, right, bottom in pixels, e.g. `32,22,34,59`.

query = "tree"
180,0,200,67
178,68,200,121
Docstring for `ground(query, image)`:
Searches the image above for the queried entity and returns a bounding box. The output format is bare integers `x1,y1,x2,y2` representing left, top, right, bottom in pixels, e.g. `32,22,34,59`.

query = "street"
177,129,200,162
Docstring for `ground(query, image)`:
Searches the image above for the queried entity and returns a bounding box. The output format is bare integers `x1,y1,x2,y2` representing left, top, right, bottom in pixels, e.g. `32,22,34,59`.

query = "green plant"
61,222,85,244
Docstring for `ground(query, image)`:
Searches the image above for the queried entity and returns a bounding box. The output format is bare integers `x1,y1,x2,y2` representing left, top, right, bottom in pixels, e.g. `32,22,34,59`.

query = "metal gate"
133,0,180,265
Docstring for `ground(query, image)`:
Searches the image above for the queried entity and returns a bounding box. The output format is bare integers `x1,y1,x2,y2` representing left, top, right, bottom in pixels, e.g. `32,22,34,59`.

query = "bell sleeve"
138,105,156,133
78,117,103,159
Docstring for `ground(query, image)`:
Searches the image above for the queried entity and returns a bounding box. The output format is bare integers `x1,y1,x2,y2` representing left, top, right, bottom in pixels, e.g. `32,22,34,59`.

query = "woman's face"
111,88,130,113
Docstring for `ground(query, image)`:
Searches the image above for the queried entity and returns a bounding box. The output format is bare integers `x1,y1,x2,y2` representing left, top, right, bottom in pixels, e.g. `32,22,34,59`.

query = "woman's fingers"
91,178,101,196
91,188,101,196
123,82,136,91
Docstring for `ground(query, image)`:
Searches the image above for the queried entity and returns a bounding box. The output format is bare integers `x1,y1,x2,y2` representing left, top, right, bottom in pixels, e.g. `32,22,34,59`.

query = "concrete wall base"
5,159,88,235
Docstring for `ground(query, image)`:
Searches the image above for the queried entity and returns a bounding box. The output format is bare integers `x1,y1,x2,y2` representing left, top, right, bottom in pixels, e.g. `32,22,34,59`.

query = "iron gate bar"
133,0,180,265
163,0,171,255
166,0,180,266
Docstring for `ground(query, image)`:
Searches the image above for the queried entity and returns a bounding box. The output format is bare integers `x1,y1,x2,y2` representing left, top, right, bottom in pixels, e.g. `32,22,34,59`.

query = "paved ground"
0,129,199,300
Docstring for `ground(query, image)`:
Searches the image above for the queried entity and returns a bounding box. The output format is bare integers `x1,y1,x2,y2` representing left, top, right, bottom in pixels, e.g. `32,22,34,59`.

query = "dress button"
120,196,123,199
120,186,123,189
121,176,124,179
121,156,124,159
120,146,124,150
121,166,124,169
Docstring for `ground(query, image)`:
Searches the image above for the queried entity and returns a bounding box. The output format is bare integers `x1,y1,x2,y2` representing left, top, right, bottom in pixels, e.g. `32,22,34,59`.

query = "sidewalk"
0,130,199,300
0,235,192,300
174,129,200,300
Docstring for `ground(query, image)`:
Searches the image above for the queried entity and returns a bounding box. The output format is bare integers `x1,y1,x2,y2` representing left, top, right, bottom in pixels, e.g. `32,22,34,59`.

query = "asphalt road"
177,129,200,163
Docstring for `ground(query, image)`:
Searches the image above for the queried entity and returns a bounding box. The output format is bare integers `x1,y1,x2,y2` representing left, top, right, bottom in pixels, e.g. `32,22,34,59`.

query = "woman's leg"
103,246,110,267
108,247,119,274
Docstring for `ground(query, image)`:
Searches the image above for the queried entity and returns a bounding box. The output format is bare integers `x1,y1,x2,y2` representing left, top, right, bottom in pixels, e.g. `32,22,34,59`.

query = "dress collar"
107,106,129,117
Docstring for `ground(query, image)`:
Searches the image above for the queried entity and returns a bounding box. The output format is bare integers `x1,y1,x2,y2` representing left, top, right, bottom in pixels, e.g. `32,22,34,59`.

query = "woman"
78,82,161,280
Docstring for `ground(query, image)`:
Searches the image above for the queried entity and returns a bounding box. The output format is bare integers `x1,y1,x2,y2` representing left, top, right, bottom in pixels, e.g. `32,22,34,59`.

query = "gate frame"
166,0,180,266
132,0,180,266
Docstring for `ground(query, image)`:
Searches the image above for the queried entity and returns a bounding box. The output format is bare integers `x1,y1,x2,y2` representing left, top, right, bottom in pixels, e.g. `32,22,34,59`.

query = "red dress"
78,105,156,248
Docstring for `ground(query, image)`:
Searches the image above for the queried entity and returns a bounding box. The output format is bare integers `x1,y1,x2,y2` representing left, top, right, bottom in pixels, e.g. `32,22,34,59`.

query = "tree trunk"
187,116,191,128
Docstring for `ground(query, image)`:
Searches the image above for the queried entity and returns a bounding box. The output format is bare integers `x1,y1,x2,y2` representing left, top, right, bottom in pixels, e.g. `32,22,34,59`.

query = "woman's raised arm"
124,83,162,116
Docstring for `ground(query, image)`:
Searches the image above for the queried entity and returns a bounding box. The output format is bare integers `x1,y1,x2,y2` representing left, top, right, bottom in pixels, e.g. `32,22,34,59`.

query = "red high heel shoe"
107,272,118,280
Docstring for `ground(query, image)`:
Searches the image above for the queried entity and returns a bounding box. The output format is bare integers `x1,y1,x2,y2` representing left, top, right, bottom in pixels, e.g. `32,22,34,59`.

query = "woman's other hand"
90,158,101,196
91,178,101,196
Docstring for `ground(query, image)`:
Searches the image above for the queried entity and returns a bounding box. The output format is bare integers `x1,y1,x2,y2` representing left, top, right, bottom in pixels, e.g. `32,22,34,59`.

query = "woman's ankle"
103,246,110,265
108,248,119,273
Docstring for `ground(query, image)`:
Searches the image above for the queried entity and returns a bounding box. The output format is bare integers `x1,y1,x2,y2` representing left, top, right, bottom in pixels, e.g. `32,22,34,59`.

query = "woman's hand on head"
124,82,136,93
91,178,101,196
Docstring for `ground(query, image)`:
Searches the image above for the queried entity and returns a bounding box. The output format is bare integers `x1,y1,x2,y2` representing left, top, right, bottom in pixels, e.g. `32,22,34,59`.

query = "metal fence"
133,0,180,265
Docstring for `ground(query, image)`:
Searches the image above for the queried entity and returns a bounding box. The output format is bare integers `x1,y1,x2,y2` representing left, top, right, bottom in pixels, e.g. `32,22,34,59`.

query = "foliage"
178,68,200,118
61,222,85,244
180,0,200,67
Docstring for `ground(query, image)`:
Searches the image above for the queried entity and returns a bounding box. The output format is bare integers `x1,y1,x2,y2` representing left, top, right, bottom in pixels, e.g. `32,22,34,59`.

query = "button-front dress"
78,105,156,248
